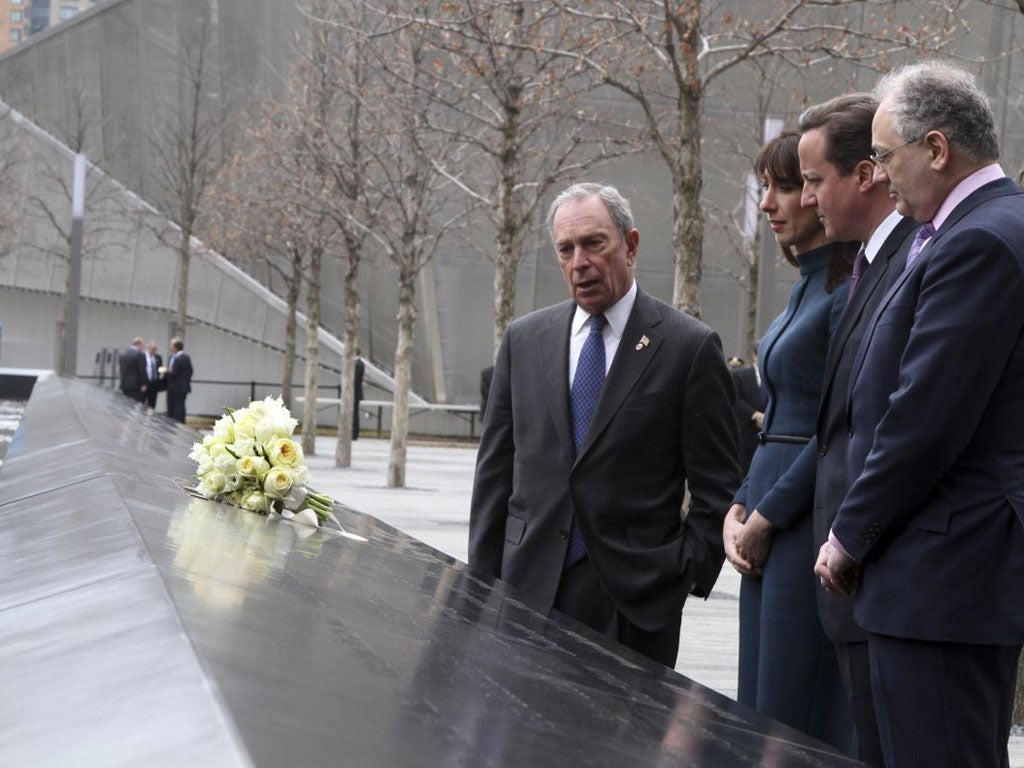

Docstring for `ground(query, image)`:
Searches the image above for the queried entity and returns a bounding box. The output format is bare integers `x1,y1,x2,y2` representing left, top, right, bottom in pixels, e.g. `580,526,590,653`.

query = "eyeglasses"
869,138,918,168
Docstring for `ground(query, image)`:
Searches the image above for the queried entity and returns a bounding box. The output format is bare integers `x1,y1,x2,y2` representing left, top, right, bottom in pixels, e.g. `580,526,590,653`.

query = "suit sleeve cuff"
828,529,857,563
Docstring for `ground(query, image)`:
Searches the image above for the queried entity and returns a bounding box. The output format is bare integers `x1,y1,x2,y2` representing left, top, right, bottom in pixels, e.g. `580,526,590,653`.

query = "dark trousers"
352,400,361,440
553,556,681,668
145,383,159,408
835,640,883,767
122,388,146,404
869,632,1021,768
167,393,187,423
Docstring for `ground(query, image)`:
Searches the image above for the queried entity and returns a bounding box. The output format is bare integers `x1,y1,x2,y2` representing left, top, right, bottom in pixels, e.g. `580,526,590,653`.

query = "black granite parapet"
0,374,864,767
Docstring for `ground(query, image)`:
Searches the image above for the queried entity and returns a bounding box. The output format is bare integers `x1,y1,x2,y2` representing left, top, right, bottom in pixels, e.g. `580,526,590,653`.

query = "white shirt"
863,209,905,265
568,280,637,388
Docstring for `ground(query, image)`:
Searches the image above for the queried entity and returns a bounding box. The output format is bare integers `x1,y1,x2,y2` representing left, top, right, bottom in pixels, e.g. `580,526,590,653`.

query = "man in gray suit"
797,93,918,767
469,182,740,667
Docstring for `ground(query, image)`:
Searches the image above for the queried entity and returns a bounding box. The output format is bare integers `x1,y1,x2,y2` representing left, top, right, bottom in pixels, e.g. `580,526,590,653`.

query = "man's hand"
723,503,760,577
814,541,860,596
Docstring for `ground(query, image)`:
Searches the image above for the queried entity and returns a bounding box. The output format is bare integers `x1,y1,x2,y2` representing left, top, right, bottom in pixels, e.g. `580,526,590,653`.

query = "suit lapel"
844,220,917,399
575,290,663,462
538,304,576,460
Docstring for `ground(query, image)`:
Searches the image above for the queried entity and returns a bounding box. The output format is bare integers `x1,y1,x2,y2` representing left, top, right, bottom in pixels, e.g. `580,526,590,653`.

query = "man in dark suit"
119,336,148,403
352,348,364,440
469,182,741,667
730,353,765,477
817,62,1024,768
165,336,193,423
797,92,918,767
144,340,163,409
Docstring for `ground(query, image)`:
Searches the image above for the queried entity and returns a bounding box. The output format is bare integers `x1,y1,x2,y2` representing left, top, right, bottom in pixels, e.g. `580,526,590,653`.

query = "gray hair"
546,183,635,243
873,60,999,163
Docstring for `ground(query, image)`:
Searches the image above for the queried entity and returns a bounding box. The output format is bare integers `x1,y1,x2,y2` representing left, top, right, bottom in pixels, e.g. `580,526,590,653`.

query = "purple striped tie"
847,246,868,304
905,223,935,269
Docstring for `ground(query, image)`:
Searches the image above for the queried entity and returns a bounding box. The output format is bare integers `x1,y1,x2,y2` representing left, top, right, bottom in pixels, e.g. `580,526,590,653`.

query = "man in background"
119,336,147,403
144,340,163,409
165,336,193,423
352,347,364,440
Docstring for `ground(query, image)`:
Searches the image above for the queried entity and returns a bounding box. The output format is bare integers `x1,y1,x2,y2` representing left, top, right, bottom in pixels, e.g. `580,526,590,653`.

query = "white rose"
240,490,268,512
233,409,257,439
263,466,296,497
237,455,270,478
292,465,311,487
198,471,227,496
266,437,303,468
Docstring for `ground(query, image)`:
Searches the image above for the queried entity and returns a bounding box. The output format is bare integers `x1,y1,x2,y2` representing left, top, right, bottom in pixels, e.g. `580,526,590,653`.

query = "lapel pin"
635,335,650,351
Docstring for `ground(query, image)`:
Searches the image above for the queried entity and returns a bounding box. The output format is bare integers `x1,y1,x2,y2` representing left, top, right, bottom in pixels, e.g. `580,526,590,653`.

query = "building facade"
0,0,1022,409
0,0,29,53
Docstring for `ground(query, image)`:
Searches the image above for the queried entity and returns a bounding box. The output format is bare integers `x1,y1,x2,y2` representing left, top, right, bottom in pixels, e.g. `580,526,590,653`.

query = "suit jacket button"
559,530,568,540
818,443,827,457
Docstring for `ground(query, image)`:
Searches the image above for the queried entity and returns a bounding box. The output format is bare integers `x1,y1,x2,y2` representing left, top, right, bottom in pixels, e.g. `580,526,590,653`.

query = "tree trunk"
335,247,361,468
492,245,519,361
745,233,760,359
301,247,322,455
387,275,416,488
281,251,302,409
58,263,72,375
492,96,523,359
176,227,191,339
671,94,704,318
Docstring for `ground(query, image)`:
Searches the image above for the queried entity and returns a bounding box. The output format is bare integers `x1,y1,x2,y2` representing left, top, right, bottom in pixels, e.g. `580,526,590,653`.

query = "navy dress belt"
757,432,811,445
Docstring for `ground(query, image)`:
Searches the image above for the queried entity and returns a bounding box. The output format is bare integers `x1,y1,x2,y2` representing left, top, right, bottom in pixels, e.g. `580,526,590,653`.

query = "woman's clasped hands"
723,503,776,578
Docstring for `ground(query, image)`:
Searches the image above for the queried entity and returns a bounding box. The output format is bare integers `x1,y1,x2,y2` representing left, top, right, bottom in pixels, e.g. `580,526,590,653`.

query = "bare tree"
403,1,638,358
147,10,230,341
0,104,20,252
363,8,477,488
304,0,383,468
19,83,128,374
702,61,783,358
547,0,966,318
203,114,314,410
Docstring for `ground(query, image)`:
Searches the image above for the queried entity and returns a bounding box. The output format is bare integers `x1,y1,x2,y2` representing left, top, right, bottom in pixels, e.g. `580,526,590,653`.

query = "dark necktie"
905,222,935,269
847,246,868,305
565,314,607,570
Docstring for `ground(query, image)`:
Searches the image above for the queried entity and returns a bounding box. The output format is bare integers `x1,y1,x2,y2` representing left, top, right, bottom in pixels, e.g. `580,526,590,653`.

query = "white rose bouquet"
188,396,336,527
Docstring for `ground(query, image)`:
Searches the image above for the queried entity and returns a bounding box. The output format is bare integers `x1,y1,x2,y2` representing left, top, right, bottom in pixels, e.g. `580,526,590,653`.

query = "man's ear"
925,130,950,171
626,228,640,266
856,159,877,191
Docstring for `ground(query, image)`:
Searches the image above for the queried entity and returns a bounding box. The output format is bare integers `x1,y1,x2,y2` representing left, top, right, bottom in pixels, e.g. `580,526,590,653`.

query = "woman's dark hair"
755,128,856,291
754,129,804,270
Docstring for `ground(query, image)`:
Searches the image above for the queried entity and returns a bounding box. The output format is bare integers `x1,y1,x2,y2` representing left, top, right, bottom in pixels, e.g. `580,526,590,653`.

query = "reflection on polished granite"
0,374,865,767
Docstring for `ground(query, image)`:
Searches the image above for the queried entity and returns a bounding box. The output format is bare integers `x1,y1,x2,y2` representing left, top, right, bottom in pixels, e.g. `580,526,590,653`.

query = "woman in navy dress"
723,129,857,751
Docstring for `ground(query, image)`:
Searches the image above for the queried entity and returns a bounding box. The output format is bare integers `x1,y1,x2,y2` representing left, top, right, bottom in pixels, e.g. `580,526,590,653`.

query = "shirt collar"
931,163,1005,231
863,210,906,264
571,280,637,339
